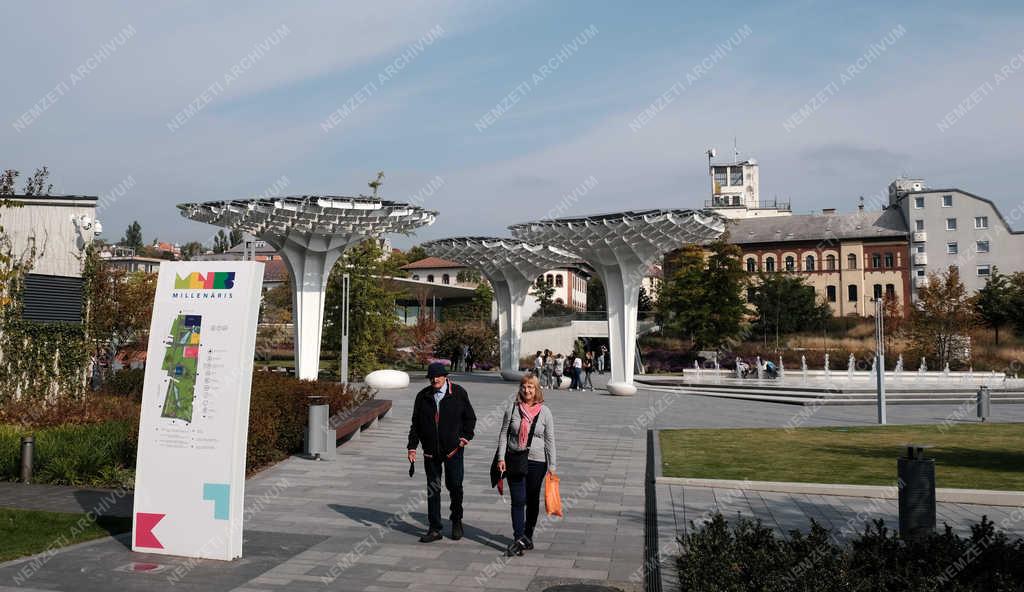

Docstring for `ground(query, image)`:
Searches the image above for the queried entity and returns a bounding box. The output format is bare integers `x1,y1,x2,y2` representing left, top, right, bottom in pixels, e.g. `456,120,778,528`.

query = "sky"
3,0,1023,249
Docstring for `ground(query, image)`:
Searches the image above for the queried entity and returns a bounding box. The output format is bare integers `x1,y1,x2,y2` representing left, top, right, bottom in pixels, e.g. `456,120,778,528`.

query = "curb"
655,476,1024,507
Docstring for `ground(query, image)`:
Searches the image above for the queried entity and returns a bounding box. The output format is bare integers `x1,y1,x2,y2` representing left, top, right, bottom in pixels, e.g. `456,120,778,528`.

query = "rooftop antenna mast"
733,137,740,162
706,147,717,201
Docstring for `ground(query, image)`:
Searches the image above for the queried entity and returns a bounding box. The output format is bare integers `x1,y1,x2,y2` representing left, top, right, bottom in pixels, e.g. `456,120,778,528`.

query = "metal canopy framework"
421,237,579,380
178,196,436,380
509,209,724,394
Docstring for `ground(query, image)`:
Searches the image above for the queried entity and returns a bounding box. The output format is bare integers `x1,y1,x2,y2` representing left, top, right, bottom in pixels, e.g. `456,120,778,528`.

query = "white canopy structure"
178,196,435,380
510,210,724,394
420,237,579,380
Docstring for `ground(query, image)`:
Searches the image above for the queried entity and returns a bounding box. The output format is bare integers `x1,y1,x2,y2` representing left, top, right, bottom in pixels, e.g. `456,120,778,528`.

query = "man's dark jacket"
407,380,477,458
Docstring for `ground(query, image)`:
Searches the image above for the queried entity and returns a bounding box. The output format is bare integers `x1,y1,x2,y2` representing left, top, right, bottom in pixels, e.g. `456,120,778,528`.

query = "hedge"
0,372,371,486
678,513,1024,591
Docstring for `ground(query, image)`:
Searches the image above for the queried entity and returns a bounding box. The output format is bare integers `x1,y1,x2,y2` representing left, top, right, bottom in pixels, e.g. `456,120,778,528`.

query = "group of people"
450,343,475,373
407,363,557,558
735,355,779,379
531,345,607,391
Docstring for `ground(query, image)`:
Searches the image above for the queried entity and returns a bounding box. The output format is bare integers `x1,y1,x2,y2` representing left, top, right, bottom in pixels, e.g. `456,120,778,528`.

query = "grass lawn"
660,423,1024,491
0,508,132,562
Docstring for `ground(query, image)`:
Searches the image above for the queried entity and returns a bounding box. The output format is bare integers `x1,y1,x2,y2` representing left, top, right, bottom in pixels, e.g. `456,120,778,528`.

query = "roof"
262,259,289,282
728,208,908,245
900,187,1023,235
400,256,465,270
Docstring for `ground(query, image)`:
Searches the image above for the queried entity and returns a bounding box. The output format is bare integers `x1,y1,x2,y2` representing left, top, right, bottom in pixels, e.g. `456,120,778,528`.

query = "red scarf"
518,402,542,448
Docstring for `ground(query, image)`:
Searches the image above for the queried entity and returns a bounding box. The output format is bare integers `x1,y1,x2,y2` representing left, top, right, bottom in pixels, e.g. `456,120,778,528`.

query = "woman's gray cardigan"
497,404,556,472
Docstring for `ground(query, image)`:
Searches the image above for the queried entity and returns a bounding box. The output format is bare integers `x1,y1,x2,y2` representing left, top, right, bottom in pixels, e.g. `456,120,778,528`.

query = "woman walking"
497,375,556,557
582,351,594,390
553,353,564,388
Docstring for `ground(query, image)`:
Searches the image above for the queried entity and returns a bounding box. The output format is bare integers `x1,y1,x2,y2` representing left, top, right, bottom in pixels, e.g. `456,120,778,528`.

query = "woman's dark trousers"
508,460,547,540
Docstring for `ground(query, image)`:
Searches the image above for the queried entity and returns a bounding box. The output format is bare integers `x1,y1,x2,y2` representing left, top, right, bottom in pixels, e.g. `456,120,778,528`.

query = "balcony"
704,198,791,211
912,231,927,242
913,252,928,265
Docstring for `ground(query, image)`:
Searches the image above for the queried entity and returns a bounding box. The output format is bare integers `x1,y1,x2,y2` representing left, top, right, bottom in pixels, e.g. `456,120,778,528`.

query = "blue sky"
3,1,1023,248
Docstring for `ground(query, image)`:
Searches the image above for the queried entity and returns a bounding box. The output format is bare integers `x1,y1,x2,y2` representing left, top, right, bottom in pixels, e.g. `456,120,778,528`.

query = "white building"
706,158,791,219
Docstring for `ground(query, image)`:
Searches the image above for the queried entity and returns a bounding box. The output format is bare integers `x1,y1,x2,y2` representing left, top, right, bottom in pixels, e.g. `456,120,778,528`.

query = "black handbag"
504,405,538,479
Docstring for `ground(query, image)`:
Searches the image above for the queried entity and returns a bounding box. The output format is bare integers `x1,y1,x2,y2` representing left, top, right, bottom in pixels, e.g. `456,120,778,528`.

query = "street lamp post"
875,297,887,424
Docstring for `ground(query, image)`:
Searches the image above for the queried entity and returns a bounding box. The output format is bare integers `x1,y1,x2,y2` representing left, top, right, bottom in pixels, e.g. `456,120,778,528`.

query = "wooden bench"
332,399,392,443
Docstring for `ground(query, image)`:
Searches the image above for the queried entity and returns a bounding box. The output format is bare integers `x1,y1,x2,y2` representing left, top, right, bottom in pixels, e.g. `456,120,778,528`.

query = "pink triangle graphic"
135,512,166,549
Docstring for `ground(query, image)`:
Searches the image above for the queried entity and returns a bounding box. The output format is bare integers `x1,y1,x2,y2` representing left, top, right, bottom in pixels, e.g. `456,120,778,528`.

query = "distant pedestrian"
597,345,607,374
553,353,565,388
542,351,554,388
533,350,543,378
465,346,474,373
571,354,583,390
582,352,594,390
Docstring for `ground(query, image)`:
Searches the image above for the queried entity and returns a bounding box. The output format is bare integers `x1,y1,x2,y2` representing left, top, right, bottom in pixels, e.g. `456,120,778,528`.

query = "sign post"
132,261,263,560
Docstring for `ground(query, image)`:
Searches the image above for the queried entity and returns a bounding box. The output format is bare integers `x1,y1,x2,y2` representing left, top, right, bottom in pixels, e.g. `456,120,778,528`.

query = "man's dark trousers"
424,448,464,531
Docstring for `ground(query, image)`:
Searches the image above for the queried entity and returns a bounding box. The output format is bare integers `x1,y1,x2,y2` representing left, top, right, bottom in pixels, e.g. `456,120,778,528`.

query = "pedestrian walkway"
0,483,132,518
1,372,1022,591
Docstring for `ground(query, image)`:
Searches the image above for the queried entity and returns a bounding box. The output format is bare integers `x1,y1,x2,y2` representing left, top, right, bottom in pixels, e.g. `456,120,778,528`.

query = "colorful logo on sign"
174,272,235,290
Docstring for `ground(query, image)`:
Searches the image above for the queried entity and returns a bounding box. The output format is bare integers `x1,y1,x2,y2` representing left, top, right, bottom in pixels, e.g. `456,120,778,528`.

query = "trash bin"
305,395,333,461
977,386,991,422
897,444,935,540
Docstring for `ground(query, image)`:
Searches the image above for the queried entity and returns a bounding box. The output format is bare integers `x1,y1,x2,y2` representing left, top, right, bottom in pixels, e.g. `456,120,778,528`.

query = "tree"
87,260,157,363
122,221,144,249
749,273,830,346
324,239,401,380
22,166,53,196
908,266,974,368
638,286,654,312
657,240,747,349
586,273,606,311
1008,272,1024,337
530,277,556,314
456,269,481,285
229,229,244,249
974,267,1014,344
180,241,204,260
405,245,428,264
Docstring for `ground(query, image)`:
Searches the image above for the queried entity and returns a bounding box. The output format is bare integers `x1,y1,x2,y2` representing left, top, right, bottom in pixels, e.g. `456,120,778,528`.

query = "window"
914,219,924,231
947,242,958,255
765,257,775,272
914,196,925,209
713,167,727,187
848,284,858,302
546,273,554,285
871,254,881,268
977,240,990,253
746,258,756,272
729,167,743,186
942,194,953,207
427,274,435,283
975,216,989,229
977,265,991,277
847,253,857,270
785,256,795,271
884,253,894,268
915,245,925,253
805,255,815,271
826,254,836,270
873,284,883,299
885,284,896,298
916,269,925,277
555,275,563,287
826,285,837,302
946,218,957,230
442,274,450,285
554,298,564,305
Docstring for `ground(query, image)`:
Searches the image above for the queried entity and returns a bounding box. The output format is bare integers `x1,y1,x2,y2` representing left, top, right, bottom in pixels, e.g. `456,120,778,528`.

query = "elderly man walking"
407,363,477,542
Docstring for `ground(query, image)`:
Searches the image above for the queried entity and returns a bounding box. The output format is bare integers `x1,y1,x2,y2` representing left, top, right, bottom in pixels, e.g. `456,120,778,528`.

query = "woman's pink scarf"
518,402,542,448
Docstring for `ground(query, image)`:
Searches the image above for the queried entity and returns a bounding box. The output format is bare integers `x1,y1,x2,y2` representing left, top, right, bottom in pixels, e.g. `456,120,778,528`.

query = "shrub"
678,513,1024,591
0,421,136,488
99,368,146,399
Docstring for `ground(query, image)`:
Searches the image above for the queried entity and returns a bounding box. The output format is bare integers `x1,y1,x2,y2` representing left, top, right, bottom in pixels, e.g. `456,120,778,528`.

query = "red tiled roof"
263,259,289,282
400,256,465,270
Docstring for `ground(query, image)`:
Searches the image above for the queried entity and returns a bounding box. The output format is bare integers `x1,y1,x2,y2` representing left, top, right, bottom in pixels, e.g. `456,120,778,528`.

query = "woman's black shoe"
505,540,524,557
419,530,442,543
520,536,534,550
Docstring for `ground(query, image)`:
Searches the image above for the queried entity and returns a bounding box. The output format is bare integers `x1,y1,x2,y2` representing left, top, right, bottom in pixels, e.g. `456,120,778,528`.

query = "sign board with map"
132,261,264,560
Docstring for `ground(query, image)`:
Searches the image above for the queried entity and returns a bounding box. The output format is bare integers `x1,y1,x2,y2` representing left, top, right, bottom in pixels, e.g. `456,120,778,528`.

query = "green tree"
529,277,556,314
586,273,606,311
456,269,481,284
180,241,204,260
908,266,974,368
406,245,428,264
749,273,829,346
229,228,244,249
324,239,401,380
87,260,157,361
121,221,144,249
657,240,747,349
638,286,654,312
1007,272,1024,337
974,267,1013,344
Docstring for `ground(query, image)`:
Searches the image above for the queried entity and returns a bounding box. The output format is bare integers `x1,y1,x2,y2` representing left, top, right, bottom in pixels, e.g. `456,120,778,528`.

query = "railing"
704,199,791,211
522,311,658,332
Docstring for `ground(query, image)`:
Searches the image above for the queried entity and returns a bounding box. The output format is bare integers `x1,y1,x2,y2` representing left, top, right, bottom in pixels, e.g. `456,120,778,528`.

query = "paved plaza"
2,372,1023,591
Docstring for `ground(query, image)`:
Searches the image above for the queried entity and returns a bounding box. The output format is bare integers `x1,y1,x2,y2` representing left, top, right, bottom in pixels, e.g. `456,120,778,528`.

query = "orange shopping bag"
544,473,563,517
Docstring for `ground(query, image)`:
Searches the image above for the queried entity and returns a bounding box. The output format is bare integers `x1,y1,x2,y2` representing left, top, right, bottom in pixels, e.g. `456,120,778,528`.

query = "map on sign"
160,314,202,423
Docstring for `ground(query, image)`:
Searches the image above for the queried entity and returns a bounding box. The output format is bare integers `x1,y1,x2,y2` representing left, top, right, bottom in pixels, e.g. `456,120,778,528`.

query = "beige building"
730,206,911,317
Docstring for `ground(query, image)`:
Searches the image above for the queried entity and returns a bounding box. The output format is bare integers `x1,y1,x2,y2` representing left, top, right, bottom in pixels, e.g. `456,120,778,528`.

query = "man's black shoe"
451,521,463,540
521,536,534,550
505,540,524,557
419,530,442,543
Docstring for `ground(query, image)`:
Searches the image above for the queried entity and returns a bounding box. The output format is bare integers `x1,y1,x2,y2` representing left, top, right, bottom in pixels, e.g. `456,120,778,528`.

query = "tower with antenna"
703,144,790,219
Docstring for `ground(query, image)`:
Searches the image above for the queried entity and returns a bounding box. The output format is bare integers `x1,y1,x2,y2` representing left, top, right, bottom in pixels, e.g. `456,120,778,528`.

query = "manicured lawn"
660,423,1024,491
0,508,131,562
